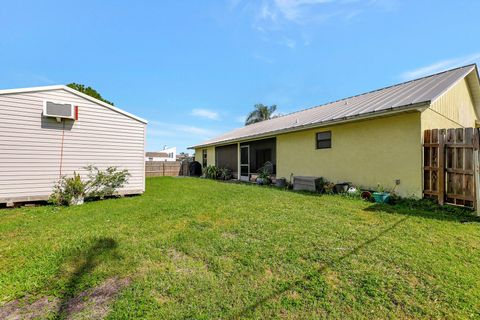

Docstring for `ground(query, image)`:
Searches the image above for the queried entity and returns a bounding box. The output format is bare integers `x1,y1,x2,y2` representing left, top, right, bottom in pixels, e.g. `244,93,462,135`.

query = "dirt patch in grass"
60,277,131,319
0,296,58,320
0,277,130,320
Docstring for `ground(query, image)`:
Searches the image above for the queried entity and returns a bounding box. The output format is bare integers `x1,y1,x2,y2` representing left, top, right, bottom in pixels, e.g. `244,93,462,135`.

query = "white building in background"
145,146,176,162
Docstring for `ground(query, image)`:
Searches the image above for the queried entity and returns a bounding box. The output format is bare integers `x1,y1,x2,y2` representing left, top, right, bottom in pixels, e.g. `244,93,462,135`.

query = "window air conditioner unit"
43,100,78,122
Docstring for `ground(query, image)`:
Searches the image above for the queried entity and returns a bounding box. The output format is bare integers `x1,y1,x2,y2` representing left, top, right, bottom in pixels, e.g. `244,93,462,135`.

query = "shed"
0,85,147,205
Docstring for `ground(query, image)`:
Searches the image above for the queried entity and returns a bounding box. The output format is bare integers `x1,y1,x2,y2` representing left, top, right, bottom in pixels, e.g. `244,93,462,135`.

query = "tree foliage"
67,83,114,105
245,104,278,125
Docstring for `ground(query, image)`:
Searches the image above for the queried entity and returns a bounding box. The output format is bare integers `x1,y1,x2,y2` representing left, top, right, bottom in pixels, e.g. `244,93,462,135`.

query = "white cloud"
258,2,278,21
245,0,396,50
251,0,397,26
252,53,275,64
400,53,480,81
149,121,218,139
273,0,333,22
32,74,56,84
279,36,296,48
190,108,220,120
228,0,243,10
13,73,56,85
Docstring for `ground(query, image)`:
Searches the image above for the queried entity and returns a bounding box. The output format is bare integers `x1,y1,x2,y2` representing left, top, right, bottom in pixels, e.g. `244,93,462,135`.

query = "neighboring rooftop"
146,152,169,158
192,64,479,148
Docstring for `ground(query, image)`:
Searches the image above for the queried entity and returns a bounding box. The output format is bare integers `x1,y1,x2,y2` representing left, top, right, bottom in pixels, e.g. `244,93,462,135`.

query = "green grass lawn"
1,177,479,319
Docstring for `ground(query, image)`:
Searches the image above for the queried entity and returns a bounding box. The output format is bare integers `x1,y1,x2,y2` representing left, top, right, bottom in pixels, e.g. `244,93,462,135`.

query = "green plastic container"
372,192,390,203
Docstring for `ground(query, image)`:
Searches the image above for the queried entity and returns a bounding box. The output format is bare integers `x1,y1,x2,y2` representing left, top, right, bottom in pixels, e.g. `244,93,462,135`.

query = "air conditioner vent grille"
43,100,77,121
45,101,73,117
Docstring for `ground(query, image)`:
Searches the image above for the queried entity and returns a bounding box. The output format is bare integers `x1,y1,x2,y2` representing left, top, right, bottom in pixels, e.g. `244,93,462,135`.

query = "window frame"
315,131,332,149
202,149,208,167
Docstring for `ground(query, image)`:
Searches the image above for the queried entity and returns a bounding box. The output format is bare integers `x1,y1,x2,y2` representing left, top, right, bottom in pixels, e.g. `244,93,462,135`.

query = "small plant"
84,165,130,199
376,183,387,193
49,172,86,206
343,186,362,199
316,177,327,193
315,177,338,194
218,167,232,181
323,182,335,194
373,184,391,203
257,167,272,185
203,165,219,179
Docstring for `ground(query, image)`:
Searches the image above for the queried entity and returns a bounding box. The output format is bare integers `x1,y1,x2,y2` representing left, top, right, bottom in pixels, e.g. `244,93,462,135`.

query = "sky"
1,0,480,153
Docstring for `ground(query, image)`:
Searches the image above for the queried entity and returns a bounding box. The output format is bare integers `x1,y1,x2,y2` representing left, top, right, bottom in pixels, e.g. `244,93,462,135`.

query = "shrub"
203,165,219,179
257,167,272,185
49,166,130,206
49,172,86,206
84,165,130,199
218,168,232,180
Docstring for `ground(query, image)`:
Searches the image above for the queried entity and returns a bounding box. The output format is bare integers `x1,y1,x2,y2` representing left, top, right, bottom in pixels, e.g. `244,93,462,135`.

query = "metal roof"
192,64,477,148
0,85,148,124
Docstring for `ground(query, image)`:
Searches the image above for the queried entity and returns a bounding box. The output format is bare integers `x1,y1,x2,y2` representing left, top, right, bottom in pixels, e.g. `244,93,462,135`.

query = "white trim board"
0,85,148,124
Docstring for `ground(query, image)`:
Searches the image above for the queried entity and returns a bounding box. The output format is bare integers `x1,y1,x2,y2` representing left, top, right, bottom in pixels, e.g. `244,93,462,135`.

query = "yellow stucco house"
191,64,480,198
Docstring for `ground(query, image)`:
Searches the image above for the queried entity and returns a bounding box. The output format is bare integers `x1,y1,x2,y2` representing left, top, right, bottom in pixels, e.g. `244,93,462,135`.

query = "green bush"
84,165,130,199
257,167,272,185
49,172,86,206
203,165,219,179
49,166,130,206
217,168,232,180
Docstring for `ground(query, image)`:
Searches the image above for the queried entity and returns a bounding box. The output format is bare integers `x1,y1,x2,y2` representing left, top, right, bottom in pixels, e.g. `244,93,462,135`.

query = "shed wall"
0,88,146,203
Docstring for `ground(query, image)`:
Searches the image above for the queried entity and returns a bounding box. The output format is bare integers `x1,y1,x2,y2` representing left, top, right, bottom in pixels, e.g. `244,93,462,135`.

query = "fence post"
474,129,480,215
438,130,445,205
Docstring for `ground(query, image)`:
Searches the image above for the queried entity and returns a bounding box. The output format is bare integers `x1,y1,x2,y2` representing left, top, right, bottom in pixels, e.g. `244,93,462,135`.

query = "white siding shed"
0,85,147,204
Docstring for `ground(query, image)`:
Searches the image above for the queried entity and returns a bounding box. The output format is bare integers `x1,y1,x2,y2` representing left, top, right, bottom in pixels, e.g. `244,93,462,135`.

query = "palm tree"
245,104,278,126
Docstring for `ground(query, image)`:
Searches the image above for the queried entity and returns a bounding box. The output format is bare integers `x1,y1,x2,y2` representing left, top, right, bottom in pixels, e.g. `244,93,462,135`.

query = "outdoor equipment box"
293,176,320,192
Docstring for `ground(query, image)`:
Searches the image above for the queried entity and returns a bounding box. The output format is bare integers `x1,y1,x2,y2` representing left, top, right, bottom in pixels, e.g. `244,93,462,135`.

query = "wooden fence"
145,161,190,177
423,128,480,210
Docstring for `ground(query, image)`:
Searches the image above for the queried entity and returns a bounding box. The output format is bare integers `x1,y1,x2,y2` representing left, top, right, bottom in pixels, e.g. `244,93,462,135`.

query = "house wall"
195,146,215,166
422,78,478,130
276,112,423,198
0,88,146,204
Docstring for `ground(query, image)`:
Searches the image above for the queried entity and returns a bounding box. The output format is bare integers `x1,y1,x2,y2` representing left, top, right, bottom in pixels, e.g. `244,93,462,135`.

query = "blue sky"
1,0,480,153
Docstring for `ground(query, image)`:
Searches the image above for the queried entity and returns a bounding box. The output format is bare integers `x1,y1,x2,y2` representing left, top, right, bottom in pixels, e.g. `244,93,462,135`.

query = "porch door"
240,145,250,181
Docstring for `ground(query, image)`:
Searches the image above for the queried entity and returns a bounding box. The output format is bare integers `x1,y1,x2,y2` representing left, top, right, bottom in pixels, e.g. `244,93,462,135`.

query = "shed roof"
0,84,147,124
191,64,478,148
